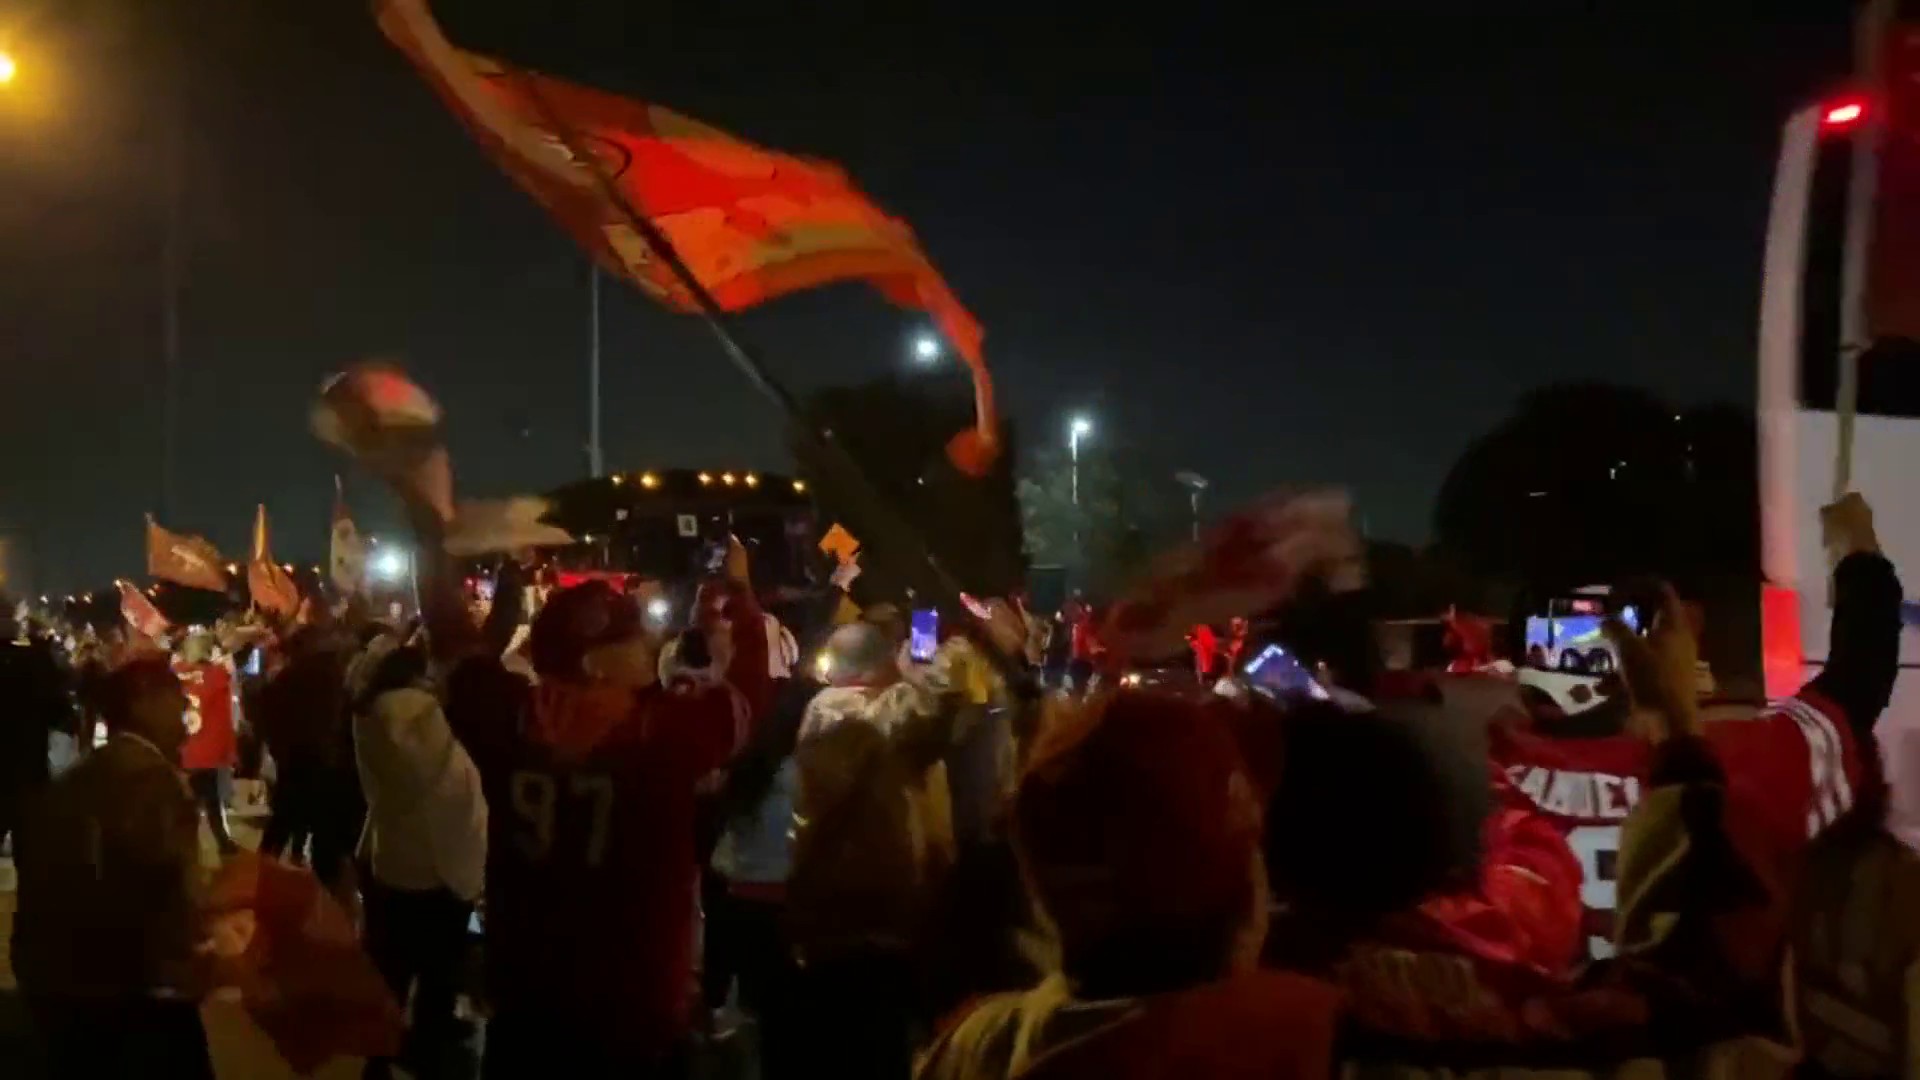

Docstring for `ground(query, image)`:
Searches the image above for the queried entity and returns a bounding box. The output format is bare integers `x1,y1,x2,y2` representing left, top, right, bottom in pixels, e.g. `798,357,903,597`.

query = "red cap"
529,581,643,680
1015,692,1262,951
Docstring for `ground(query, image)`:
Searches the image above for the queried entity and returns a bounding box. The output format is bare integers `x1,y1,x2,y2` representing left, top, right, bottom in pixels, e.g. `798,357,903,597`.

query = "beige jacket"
788,644,979,961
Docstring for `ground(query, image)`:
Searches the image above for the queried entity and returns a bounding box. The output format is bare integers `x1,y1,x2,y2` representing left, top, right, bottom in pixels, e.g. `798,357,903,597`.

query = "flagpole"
520,80,1025,684
160,93,183,522
1833,0,1893,501
588,264,604,477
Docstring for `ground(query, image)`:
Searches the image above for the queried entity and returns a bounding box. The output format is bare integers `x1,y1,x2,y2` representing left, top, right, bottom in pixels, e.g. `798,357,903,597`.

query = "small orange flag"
146,516,229,593
247,505,301,619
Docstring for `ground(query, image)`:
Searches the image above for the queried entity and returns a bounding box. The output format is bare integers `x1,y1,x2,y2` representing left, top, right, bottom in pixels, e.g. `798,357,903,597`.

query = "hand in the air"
1821,492,1880,562
1602,583,1700,745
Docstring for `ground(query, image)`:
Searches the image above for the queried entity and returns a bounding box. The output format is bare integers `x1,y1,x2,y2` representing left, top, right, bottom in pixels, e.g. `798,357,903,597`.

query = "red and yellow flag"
146,516,229,593
375,0,998,472
248,504,301,619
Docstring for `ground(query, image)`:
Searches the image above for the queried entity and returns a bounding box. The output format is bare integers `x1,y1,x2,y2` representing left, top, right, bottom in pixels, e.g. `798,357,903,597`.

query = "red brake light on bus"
1821,99,1867,129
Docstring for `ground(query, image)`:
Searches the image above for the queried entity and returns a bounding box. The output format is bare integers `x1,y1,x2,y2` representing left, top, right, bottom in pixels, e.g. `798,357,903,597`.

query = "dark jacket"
12,734,203,1000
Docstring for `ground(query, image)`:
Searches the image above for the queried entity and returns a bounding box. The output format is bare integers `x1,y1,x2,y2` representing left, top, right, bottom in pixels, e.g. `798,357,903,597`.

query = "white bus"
1757,4,1920,845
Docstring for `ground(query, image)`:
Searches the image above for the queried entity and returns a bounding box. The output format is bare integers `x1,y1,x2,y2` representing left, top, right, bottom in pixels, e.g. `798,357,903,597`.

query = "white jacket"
354,686,488,900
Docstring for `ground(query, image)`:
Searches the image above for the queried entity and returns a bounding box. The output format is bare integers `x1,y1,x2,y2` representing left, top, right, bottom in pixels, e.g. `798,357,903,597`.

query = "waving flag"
248,505,301,619
118,581,169,640
145,516,229,592
375,0,999,472
1101,491,1363,663
329,477,366,595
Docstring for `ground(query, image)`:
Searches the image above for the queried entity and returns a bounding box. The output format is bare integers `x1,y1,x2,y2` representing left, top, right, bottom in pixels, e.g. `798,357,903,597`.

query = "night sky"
0,1,1860,591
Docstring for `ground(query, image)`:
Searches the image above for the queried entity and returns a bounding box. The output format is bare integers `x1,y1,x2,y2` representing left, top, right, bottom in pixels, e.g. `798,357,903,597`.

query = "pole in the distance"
161,98,183,522
1068,415,1092,552
588,264,604,477
1834,0,1894,500
1175,470,1208,542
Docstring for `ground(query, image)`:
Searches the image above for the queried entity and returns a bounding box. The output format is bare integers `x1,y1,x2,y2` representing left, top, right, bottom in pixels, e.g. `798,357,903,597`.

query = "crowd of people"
0,453,1915,1080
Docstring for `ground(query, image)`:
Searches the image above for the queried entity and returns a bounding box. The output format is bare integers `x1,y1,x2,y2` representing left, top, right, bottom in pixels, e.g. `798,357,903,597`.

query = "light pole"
1068,414,1093,551
1175,470,1208,541
1069,415,1093,507
588,265,603,477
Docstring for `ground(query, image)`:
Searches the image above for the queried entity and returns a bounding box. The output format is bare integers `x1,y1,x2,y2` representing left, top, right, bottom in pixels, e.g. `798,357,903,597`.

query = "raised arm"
366,443,494,674
1805,494,1902,741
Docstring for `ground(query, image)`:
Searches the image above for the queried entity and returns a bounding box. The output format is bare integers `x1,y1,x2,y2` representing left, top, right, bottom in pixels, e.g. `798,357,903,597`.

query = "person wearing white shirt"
349,635,487,1071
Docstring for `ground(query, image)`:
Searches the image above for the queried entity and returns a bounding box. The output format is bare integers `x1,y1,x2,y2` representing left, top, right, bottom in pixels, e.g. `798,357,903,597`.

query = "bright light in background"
372,548,409,581
912,334,941,365
646,597,672,622
1822,99,1867,129
0,52,16,85
1070,415,1094,439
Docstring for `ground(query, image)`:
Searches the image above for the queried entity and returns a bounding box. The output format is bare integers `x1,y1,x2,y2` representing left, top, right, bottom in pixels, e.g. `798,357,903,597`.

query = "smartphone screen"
909,608,939,663
1241,643,1327,700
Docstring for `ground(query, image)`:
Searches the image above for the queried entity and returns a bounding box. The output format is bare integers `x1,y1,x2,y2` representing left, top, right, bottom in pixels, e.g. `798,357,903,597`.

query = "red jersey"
1337,690,1867,1044
1490,690,1866,967
175,659,236,772
1336,771,1585,1043
1488,726,1650,961
445,660,757,1053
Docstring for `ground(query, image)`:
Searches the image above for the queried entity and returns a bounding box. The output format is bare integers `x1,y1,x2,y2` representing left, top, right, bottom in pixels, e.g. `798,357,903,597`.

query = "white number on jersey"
1566,823,1621,959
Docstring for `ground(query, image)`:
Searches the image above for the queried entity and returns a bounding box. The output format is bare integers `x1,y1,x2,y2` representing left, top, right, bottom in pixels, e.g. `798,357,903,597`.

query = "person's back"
14,735,201,999
438,577,764,1071
455,672,739,1040
13,656,214,1078
788,627,972,964
919,691,1341,1080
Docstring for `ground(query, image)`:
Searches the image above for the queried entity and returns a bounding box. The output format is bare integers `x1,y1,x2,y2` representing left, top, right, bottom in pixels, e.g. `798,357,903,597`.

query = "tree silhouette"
792,376,1026,612
1017,442,1185,596
1434,383,1760,681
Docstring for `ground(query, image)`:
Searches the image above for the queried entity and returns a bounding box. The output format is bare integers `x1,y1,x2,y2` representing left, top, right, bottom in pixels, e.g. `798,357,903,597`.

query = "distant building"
540,468,819,593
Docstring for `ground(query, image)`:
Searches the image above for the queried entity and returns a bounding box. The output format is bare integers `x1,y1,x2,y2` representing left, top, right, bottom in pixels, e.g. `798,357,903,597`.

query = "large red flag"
146,516,229,593
375,0,999,471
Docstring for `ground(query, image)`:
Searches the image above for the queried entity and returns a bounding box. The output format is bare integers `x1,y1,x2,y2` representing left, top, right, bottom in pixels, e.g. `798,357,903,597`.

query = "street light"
1069,414,1094,505
911,333,941,366
1068,414,1094,552
0,52,17,86
1175,470,1209,541
372,548,409,582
